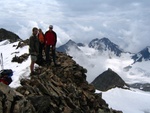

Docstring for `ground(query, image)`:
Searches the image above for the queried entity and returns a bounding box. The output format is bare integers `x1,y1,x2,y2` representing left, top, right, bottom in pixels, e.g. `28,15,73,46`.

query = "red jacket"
45,30,57,46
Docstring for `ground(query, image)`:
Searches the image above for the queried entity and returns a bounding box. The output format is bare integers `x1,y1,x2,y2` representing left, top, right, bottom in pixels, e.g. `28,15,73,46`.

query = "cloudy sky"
0,0,150,52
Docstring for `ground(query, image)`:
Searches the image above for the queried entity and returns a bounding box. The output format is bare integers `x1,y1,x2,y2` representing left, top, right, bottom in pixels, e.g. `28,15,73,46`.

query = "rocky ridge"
0,28,21,43
0,42,122,113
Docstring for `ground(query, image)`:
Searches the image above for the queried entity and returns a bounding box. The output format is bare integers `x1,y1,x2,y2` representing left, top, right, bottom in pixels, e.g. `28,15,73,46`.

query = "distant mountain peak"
56,39,81,53
88,37,123,56
66,39,85,47
101,37,111,42
67,39,75,43
89,37,111,45
132,46,150,63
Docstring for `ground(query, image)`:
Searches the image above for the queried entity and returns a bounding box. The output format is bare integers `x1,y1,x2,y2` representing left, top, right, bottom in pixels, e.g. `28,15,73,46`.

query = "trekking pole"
0,53,2,68
0,53,4,70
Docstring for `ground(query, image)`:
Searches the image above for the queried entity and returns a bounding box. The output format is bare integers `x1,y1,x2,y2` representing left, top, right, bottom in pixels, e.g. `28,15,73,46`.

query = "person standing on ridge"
45,25,57,66
37,28,45,65
29,27,39,75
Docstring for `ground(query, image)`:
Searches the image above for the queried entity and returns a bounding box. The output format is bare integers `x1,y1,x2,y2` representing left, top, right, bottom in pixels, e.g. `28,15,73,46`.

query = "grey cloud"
0,0,150,52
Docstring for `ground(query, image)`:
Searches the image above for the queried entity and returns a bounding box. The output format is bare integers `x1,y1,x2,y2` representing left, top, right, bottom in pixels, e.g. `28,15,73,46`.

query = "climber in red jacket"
45,25,58,66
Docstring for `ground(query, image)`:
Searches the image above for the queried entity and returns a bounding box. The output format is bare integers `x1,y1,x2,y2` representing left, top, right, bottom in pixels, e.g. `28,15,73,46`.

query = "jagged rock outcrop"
11,53,29,63
11,40,30,63
0,83,35,113
0,52,122,113
92,68,128,91
15,39,29,49
0,28,21,42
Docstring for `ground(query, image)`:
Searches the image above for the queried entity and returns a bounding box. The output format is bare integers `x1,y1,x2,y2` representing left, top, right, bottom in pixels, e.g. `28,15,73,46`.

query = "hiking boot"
46,62,51,66
54,63,60,67
30,71,38,76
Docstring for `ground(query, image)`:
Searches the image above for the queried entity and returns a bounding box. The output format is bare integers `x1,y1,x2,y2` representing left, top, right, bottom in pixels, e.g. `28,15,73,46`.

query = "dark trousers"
39,43,45,59
45,45,56,64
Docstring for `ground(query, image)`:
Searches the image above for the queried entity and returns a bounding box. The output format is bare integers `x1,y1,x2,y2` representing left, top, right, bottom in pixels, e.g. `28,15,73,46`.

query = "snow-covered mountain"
56,39,81,53
57,37,126,58
88,38,124,56
132,46,150,63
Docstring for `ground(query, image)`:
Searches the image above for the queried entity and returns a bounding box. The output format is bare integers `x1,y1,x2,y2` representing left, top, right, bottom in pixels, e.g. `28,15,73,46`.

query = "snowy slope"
0,40,31,87
96,88,150,113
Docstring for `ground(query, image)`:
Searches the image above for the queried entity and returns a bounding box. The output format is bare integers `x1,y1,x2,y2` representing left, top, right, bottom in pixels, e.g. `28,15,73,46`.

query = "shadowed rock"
92,68,128,91
0,28,21,42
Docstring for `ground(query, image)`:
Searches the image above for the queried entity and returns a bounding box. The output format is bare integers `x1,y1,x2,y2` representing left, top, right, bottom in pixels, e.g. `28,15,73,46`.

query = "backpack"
0,53,13,85
38,32,45,43
0,69,13,85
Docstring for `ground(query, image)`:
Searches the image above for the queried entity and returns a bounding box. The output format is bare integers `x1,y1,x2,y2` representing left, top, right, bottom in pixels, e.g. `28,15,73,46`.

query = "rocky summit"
91,68,128,91
0,41,122,113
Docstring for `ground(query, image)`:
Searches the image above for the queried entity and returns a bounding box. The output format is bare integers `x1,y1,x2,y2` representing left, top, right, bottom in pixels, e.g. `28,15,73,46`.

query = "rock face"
0,52,122,113
92,68,128,91
12,53,29,63
0,28,21,42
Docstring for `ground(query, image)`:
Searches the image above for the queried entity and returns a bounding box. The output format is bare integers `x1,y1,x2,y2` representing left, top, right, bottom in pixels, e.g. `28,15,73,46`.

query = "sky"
0,0,150,53
1,0,150,84
0,40,150,113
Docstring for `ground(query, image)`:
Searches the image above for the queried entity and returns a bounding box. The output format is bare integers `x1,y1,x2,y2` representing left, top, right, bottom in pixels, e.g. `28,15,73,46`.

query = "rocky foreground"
0,46,122,113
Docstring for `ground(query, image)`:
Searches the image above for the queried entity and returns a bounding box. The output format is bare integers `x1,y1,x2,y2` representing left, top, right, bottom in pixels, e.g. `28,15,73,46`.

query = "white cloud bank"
68,46,150,84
